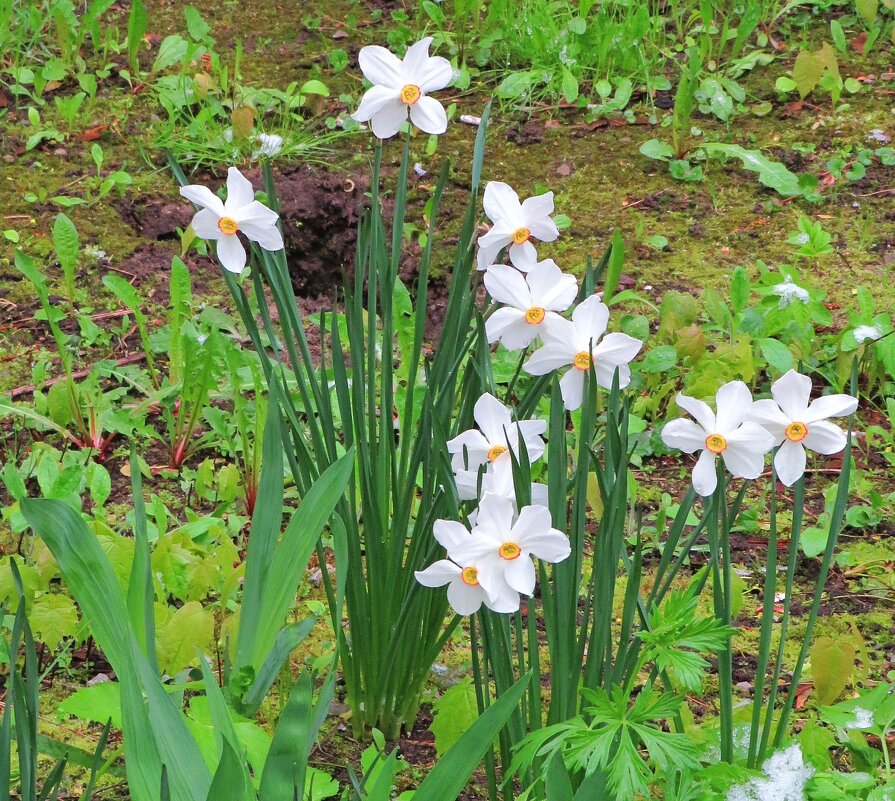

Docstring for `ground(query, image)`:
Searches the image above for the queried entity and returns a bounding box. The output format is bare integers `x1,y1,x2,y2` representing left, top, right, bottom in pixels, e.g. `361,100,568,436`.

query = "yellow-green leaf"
156,600,214,674
811,636,856,705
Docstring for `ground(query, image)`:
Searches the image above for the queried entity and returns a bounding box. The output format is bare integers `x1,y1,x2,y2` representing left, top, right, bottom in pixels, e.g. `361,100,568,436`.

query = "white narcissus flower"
661,381,775,496
447,392,546,473
448,494,571,599
180,167,283,274
484,260,578,350
476,182,559,271
414,518,519,615
352,37,452,139
523,295,643,411
749,369,857,486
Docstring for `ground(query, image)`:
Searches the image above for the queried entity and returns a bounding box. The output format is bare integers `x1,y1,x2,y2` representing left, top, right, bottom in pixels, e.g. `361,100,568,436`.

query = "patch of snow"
853,324,883,343
845,707,875,729
726,744,814,801
772,276,810,308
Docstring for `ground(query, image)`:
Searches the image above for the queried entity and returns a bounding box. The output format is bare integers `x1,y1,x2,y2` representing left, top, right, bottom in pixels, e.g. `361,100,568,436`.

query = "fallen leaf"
852,32,868,53
75,124,110,142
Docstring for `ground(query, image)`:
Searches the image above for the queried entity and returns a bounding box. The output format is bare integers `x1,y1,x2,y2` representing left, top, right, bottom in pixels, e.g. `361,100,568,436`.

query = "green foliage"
810,636,857,705
431,678,480,757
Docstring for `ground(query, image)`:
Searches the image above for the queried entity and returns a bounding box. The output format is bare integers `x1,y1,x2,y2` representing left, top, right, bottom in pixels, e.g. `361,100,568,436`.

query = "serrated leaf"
431,678,479,757
811,636,856,705
30,593,79,649
53,213,79,297
156,600,214,674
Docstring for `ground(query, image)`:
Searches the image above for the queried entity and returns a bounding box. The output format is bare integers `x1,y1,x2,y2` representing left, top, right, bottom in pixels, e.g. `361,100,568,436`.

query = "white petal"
353,84,402,122
447,577,486,616
513,506,570,562
453,469,484,501
692,450,718,496
370,100,408,139
774,440,806,487
446,429,490,470
520,192,554,223
415,559,460,588
525,261,577,312
433,519,471,552
485,307,526,345
409,96,447,135
358,45,403,88
224,167,256,213
748,399,789,443
559,369,586,411
484,264,532,309
721,441,767,480
503,557,537,596
725,422,775,454
524,342,573,375
771,369,812,420
527,217,559,243
191,207,223,239
675,393,716,432
401,36,435,79
473,492,515,539
593,332,643,367
418,55,452,93
476,238,504,271
508,240,538,270
539,316,576,346
483,182,522,225
473,393,512,443
803,420,848,455
714,381,753,434
571,295,610,343
180,184,225,216
483,579,521,614
494,317,539,351
236,202,283,250
803,394,858,424
595,361,631,391
216,235,247,274
661,419,707,454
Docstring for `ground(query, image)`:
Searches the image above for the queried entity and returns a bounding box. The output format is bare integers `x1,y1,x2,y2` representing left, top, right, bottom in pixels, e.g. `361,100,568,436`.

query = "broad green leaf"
413,673,531,801
792,50,826,99
430,678,479,757
702,144,801,197
641,345,678,373
156,601,214,675
639,138,675,162
759,337,794,373
810,636,856,705
29,593,78,649
58,682,123,729
127,0,148,71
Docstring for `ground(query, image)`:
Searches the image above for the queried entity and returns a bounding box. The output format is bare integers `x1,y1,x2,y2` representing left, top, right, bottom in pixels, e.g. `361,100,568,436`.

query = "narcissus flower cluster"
662,371,857,495
415,493,570,615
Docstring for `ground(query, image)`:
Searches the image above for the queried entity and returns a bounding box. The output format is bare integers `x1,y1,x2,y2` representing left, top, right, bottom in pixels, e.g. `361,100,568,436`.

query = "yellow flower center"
525,306,546,325
499,542,522,560
400,84,421,105
573,351,592,371
218,216,239,235
785,421,808,442
704,433,727,454
512,227,531,245
487,444,507,462
460,566,479,586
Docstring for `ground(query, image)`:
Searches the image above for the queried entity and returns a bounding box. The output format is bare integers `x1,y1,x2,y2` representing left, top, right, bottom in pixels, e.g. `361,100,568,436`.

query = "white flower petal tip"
662,380,774,496
353,38,452,139
477,181,560,270
180,168,283,274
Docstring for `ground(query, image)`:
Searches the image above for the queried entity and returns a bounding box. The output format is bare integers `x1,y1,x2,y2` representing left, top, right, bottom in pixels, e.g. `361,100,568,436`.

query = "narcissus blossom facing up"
749,369,857,486
352,37,452,139
661,381,775,496
524,295,643,411
476,182,559,271
447,494,571,599
484,260,578,351
447,392,546,473
180,167,283,274
414,518,519,615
